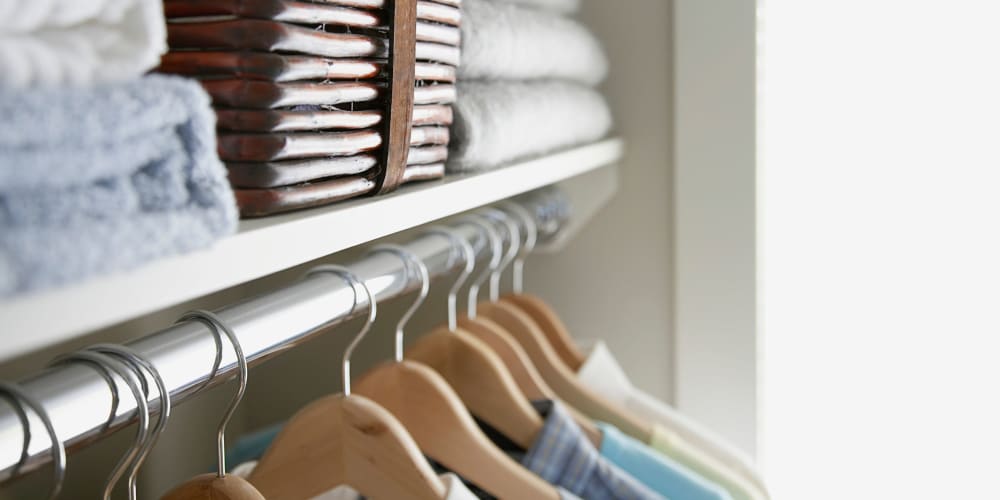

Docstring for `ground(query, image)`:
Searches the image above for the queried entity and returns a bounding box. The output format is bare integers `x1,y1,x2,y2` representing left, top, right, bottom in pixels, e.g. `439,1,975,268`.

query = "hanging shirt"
476,400,666,500
596,422,734,500
576,340,769,496
649,426,767,500
226,423,584,500
229,461,480,500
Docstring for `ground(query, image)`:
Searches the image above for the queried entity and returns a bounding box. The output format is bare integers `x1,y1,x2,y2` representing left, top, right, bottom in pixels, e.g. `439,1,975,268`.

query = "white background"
759,1,1000,498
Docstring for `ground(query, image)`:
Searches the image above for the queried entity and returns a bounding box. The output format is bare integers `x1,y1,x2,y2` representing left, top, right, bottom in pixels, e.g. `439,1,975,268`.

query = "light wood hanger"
440,218,601,447
478,205,655,443
357,361,560,500
480,301,655,443
457,315,603,448
160,311,264,500
496,203,588,371
405,327,544,449
503,293,588,370
375,241,543,450
353,240,560,500
246,267,447,500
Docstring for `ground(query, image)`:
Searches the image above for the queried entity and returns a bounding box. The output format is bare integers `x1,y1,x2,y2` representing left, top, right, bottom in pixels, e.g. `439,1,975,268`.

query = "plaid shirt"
521,401,665,500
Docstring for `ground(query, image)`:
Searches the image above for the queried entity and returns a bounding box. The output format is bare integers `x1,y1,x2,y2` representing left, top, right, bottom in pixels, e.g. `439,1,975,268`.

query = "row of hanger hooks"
0,202,544,497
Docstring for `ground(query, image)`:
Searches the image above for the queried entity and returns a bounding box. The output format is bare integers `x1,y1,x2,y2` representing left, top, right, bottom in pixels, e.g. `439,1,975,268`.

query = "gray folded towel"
488,0,580,14
0,74,238,297
447,80,613,172
460,0,607,85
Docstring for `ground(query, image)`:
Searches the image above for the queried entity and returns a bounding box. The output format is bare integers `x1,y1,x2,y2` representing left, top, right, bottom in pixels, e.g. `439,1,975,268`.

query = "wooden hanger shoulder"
456,315,553,401
502,293,588,370
161,473,265,500
355,360,561,500
405,326,543,450
478,301,655,443
457,316,603,447
248,393,446,500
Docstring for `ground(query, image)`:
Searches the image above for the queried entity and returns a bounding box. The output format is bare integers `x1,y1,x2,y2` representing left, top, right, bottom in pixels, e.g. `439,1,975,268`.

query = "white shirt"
576,340,769,496
230,461,478,500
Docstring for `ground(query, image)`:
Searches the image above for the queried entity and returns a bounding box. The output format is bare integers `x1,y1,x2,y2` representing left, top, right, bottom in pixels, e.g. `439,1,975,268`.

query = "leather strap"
375,0,418,194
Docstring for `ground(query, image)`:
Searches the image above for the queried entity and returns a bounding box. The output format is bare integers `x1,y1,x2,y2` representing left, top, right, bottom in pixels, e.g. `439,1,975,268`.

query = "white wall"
673,0,760,455
526,0,676,401
759,1,1000,498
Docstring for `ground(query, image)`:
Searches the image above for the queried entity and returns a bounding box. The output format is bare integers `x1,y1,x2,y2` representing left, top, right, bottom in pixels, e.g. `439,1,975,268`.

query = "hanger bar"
0,190,566,482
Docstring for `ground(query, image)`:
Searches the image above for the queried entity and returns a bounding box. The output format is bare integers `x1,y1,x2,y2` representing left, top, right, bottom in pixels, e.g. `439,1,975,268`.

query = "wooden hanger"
249,394,446,500
354,243,560,500
161,310,266,500
356,362,560,500
457,315,603,448
492,202,588,371
405,326,543,449
368,244,542,451
502,294,588,371
478,204,655,442
478,301,655,443
246,267,447,500
440,217,602,447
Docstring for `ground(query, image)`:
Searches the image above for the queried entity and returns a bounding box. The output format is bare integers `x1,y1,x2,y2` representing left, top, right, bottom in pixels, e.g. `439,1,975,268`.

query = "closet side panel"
673,0,759,455
527,0,675,401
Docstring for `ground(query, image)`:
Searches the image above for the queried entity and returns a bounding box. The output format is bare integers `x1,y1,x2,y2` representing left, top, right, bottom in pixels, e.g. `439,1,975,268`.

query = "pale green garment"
649,425,768,500
576,340,769,496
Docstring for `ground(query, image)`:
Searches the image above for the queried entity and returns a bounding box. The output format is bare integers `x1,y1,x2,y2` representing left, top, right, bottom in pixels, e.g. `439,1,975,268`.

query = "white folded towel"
0,0,166,88
488,0,580,14
460,0,607,85
448,80,612,172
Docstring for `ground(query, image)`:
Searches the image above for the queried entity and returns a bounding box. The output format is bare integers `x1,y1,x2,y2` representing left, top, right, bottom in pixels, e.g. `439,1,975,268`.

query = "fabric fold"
0,74,237,297
577,341,771,499
487,0,581,15
447,80,612,172
0,0,167,88
460,0,607,85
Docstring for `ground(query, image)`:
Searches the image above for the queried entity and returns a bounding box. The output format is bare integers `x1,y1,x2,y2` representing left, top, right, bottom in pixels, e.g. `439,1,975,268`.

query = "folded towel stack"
448,0,612,172
0,3,237,297
157,0,464,217
0,0,166,88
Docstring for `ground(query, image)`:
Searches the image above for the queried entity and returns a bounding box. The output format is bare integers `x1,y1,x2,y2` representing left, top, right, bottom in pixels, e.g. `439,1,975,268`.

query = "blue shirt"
597,423,733,500
519,401,665,500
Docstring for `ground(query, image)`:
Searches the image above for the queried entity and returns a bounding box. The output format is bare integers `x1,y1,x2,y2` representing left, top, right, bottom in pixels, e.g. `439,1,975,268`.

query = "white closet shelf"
0,138,623,362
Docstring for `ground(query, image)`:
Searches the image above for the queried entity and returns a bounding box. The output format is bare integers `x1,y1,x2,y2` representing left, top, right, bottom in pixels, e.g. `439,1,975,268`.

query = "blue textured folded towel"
0,74,238,297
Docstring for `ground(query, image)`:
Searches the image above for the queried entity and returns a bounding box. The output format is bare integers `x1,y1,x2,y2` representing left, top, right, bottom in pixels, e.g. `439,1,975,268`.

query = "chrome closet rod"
0,193,562,481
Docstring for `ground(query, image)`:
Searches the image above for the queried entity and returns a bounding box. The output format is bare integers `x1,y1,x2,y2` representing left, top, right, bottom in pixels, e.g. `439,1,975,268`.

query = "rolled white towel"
448,80,613,172
487,0,580,15
461,0,607,85
0,0,166,88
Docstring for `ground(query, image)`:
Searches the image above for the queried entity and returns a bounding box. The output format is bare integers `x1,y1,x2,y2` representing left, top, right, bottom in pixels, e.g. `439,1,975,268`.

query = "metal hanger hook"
367,244,430,361
52,350,150,500
479,208,521,301
177,310,249,478
500,202,538,294
86,344,171,494
457,213,502,318
422,226,475,331
0,382,66,500
307,265,376,396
